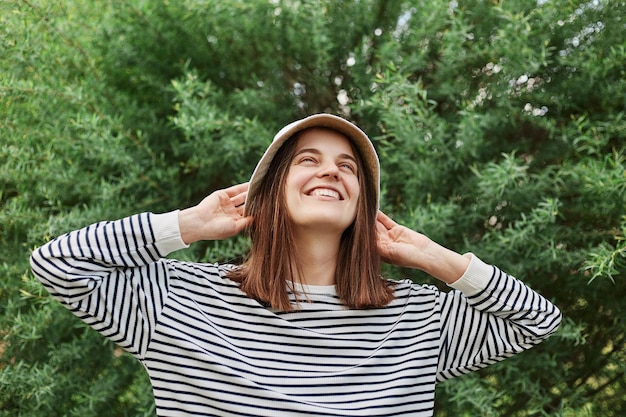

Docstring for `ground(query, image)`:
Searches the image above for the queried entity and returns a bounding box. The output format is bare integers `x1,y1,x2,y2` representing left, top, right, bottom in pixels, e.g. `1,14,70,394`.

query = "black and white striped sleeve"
436,254,562,381
30,211,187,358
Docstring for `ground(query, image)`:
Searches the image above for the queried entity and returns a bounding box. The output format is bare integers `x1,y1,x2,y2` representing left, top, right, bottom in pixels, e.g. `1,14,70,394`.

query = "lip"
305,186,344,200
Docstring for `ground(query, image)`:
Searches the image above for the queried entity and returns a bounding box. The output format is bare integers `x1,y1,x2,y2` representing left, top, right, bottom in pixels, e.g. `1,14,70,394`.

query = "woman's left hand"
375,211,432,270
376,211,470,283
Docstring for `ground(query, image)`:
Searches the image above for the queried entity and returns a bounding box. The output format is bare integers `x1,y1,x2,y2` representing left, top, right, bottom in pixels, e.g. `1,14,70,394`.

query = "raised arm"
30,183,252,358
29,211,185,357
375,210,562,380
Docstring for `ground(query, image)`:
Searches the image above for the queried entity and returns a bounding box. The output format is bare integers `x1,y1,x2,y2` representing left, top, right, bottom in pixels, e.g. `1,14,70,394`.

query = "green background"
1,0,624,415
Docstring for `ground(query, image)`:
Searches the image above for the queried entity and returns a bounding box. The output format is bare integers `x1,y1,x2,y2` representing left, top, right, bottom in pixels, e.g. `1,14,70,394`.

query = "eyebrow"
295,148,358,164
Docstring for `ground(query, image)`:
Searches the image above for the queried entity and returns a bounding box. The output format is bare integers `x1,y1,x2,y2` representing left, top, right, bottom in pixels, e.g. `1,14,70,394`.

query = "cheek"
284,171,307,208
348,177,361,199
285,170,305,196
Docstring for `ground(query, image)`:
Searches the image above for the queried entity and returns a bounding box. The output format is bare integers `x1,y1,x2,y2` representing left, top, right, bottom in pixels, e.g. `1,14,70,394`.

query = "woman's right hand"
178,182,253,244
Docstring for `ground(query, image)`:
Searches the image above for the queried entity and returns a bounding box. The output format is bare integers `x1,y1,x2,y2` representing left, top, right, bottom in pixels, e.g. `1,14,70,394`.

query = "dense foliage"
1,0,624,415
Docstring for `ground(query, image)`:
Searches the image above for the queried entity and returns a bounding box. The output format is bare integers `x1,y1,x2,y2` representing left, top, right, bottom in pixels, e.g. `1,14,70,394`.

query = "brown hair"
228,128,395,310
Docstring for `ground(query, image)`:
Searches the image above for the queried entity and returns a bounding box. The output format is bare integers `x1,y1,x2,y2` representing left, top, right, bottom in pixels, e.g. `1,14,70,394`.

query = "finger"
224,182,250,197
375,218,388,234
235,202,250,217
236,215,254,231
377,210,396,230
231,191,248,207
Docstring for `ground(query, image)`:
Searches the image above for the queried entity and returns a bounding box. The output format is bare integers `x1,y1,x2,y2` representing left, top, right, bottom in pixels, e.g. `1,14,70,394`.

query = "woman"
31,114,561,416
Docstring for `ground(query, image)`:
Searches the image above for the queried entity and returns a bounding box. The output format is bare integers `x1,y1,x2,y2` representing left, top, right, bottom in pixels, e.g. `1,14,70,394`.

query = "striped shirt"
30,210,561,417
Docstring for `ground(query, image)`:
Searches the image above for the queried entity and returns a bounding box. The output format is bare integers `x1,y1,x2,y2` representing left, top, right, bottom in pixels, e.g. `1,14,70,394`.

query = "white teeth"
311,188,340,199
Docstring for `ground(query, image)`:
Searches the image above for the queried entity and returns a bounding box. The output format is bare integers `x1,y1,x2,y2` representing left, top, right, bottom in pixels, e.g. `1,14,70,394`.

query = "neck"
292,228,342,286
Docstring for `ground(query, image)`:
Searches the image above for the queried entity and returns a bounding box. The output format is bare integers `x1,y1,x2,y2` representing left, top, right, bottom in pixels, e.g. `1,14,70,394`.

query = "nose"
318,162,340,180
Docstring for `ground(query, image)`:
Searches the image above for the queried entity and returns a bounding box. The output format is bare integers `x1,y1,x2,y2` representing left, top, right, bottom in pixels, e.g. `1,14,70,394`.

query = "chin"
293,213,354,231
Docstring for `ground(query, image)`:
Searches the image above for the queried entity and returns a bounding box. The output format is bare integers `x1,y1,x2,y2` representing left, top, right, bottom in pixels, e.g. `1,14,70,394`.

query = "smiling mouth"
308,188,342,200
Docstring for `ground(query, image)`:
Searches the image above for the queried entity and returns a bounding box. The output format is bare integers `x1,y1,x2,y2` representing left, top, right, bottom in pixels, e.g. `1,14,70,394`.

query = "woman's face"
284,128,360,234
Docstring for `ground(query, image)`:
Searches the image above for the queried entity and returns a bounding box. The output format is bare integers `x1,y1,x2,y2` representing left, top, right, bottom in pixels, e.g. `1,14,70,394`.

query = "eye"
298,156,317,165
339,161,357,173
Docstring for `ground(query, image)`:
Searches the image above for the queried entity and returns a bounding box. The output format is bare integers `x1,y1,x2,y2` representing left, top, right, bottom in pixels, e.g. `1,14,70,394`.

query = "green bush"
1,0,624,415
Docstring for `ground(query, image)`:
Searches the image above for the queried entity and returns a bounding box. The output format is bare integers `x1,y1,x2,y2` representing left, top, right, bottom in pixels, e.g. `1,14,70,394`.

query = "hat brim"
244,113,380,216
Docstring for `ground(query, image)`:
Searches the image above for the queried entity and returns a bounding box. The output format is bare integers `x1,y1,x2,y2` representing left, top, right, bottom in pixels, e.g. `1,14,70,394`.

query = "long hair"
228,129,395,310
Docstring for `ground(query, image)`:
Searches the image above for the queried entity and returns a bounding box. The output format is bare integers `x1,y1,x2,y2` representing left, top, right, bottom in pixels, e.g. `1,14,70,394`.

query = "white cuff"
152,210,189,255
448,253,494,295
